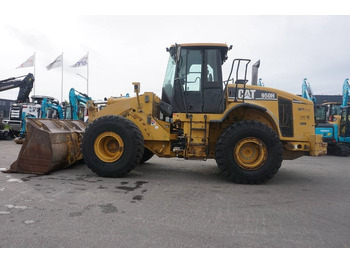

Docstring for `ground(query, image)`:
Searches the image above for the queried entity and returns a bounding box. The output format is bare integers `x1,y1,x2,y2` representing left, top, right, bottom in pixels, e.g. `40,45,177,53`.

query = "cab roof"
168,43,231,63
177,43,229,48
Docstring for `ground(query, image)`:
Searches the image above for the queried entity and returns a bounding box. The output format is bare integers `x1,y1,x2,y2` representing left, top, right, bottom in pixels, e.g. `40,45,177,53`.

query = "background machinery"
0,73,34,139
301,78,317,104
9,43,326,184
67,88,92,120
258,78,264,87
41,97,64,119
320,79,350,122
40,88,91,121
0,121,14,140
0,73,64,143
313,78,350,156
0,73,34,103
10,95,59,144
301,78,340,147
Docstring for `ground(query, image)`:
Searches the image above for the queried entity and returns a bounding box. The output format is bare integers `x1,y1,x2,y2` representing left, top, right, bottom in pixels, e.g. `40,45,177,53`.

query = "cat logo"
228,87,277,101
238,89,256,100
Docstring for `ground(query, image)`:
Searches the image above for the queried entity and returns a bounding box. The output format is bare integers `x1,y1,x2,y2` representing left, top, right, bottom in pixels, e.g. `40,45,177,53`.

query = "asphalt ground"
0,139,349,248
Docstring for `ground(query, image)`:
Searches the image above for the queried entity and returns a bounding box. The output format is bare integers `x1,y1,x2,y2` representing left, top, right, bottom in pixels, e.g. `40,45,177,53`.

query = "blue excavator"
305,78,350,156
67,88,92,120
301,78,317,104
41,97,64,119
40,88,92,121
326,78,350,155
14,88,91,144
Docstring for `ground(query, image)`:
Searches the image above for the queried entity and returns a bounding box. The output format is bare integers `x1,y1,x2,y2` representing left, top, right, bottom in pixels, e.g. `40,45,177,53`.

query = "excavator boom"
0,73,35,103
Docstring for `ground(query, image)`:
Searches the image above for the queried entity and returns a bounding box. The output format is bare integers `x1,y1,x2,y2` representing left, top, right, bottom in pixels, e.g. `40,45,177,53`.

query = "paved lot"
0,140,349,248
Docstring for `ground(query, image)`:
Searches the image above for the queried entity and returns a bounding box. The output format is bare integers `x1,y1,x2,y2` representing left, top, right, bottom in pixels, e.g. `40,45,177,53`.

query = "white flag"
17,54,35,68
46,54,63,70
71,53,88,68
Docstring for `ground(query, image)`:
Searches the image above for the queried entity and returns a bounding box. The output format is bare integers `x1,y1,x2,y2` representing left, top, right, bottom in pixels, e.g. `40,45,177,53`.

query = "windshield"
162,55,176,100
331,105,342,115
315,106,327,123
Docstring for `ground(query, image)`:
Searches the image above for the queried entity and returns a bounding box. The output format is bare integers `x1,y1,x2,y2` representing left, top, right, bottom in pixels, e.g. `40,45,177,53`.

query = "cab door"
178,48,203,113
202,49,224,113
177,48,224,113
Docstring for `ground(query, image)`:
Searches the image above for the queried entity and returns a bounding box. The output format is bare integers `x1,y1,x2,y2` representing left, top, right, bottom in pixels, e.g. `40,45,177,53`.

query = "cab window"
179,49,202,92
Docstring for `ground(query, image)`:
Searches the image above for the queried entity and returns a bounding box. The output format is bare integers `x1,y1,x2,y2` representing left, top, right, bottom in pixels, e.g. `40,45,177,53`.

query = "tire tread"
215,120,283,184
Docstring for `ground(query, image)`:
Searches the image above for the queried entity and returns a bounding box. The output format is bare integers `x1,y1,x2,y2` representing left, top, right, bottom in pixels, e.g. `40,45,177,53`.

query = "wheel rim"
234,137,268,170
94,131,124,162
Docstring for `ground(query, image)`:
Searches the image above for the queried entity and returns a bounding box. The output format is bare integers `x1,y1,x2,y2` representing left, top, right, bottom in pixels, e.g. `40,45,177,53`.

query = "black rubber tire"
140,148,154,164
215,120,283,184
82,115,144,178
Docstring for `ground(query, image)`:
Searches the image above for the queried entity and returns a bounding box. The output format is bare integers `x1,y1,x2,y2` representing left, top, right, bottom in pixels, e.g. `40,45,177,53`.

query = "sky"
1,1,350,103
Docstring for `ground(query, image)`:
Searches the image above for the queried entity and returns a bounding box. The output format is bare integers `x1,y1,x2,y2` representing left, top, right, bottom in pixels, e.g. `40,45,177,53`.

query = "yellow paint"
234,137,268,170
94,131,124,162
87,81,326,160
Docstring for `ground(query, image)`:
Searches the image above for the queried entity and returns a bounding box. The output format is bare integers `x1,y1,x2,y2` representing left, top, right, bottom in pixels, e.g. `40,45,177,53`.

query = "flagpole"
61,52,64,102
33,52,36,96
87,52,89,96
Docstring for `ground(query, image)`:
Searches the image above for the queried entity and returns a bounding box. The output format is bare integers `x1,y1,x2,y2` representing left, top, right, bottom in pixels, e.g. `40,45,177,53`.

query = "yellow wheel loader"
9,43,327,184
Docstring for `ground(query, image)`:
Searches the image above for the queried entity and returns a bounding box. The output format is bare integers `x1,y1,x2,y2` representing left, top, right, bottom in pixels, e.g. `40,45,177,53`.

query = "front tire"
215,120,283,184
82,115,144,178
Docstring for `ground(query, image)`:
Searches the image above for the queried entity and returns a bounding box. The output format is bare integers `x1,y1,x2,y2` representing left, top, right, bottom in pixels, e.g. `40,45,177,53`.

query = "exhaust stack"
251,60,260,85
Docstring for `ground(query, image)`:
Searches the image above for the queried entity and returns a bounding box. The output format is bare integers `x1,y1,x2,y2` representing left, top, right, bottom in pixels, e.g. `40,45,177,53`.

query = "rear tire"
82,115,144,178
215,120,283,184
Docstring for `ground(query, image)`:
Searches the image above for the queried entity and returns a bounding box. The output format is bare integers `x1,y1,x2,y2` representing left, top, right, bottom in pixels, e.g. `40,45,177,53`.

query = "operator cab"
31,95,57,105
321,102,350,122
161,43,229,116
315,105,328,124
340,106,350,140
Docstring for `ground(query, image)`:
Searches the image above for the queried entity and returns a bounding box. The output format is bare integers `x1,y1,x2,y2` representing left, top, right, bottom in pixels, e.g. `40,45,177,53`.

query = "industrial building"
313,95,343,105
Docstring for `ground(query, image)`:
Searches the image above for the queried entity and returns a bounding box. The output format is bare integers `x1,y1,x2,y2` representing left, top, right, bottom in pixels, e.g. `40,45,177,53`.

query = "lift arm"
342,78,349,108
302,78,316,104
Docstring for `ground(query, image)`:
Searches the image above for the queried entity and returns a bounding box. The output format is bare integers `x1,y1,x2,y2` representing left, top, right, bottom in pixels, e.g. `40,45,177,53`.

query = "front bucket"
8,118,87,175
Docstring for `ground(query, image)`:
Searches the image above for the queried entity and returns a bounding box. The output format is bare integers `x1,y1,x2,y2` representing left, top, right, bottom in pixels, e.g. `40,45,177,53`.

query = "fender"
210,103,280,135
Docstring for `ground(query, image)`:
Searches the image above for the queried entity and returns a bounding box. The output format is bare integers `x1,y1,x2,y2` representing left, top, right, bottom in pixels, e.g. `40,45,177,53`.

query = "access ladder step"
189,143,206,146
